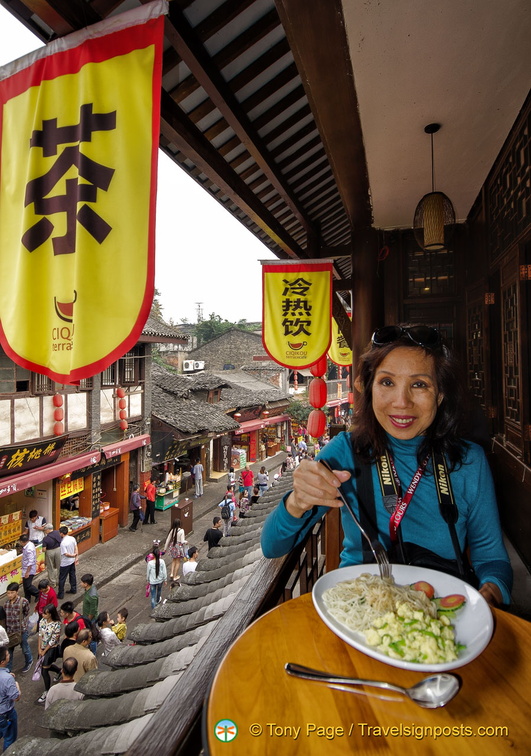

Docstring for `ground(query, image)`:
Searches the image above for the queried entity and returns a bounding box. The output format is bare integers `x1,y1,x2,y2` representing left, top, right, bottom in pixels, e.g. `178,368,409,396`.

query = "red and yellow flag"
328,315,352,366
262,260,332,369
0,1,167,383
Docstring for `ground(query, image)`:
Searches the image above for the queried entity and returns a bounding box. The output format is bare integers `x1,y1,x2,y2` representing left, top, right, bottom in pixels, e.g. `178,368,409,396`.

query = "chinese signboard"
262,261,333,368
0,437,66,478
0,1,167,383
328,316,352,366
59,476,84,500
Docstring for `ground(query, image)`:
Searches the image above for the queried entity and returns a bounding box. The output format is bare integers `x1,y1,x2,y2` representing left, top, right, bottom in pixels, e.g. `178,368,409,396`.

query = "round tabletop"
205,592,531,755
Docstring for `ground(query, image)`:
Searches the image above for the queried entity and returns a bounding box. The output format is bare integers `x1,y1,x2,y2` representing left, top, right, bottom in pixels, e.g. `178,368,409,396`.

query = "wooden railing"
127,512,331,756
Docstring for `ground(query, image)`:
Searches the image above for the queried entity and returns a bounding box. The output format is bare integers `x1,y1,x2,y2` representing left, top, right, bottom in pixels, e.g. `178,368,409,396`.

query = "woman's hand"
479,581,503,607
285,459,351,518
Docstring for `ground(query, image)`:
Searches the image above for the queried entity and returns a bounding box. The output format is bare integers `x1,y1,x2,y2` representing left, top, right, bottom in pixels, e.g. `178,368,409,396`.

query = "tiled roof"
13,475,294,754
152,386,239,434
142,316,188,341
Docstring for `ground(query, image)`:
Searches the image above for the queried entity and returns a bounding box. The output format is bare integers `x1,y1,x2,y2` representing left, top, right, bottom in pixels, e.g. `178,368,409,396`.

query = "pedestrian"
237,490,249,518
285,454,295,471
144,476,157,524
250,485,260,506
58,620,79,672
96,611,122,656
111,608,128,641
164,519,186,584
44,657,84,710
240,465,254,499
57,526,78,599
4,583,32,674
18,535,39,602
203,517,223,550
0,611,8,649
80,574,99,621
41,524,62,588
182,546,198,576
35,579,58,622
146,545,167,609
192,459,204,497
0,647,20,751
219,493,235,537
59,602,85,631
63,629,98,683
36,604,61,706
128,483,145,531
228,467,236,492
23,510,46,546
257,466,269,495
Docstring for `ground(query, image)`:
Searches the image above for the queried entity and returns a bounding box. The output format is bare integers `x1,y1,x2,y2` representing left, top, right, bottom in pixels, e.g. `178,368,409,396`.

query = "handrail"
126,524,321,756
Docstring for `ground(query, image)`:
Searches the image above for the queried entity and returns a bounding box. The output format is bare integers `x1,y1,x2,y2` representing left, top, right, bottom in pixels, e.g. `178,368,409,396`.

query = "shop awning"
234,414,290,435
0,449,102,498
102,434,151,459
326,399,349,407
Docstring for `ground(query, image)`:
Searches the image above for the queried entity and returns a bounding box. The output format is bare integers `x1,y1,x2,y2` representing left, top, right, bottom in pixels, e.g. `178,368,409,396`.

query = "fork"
318,459,392,579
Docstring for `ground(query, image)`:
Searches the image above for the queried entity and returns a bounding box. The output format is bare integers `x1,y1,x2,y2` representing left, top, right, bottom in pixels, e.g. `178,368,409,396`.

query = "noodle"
323,573,437,633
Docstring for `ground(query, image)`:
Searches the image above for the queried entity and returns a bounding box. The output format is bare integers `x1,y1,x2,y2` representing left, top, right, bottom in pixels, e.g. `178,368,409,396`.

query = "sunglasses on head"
371,325,442,349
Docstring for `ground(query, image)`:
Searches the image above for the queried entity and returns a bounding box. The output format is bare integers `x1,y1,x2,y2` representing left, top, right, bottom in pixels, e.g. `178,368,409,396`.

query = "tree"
150,288,164,320
195,313,257,346
286,397,312,426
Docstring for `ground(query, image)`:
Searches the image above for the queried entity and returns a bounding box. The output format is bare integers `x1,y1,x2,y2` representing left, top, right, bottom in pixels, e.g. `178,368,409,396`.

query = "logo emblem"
214,719,238,742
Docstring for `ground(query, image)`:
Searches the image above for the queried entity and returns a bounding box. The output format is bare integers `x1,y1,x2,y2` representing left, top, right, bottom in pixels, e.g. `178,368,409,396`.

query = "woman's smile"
371,347,442,439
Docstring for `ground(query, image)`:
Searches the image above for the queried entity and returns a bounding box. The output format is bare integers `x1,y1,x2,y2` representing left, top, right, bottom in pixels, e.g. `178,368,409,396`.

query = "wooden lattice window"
466,303,486,407
502,281,520,425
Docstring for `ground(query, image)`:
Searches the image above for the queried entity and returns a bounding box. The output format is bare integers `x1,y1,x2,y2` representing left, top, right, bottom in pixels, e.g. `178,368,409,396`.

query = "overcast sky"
0,6,276,325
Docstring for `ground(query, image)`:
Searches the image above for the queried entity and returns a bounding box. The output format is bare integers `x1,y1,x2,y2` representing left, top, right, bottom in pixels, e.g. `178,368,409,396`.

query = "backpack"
220,498,232,520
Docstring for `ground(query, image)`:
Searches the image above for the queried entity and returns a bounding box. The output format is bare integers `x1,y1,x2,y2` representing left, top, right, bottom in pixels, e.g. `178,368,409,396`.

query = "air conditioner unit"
183,360,194,372
194,361,205,370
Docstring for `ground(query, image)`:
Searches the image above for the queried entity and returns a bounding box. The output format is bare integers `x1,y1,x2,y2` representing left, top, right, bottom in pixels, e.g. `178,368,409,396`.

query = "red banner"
0,1,167,383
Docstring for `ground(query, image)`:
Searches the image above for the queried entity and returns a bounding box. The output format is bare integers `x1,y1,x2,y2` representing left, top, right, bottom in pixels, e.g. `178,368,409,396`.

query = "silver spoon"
285,662,460,709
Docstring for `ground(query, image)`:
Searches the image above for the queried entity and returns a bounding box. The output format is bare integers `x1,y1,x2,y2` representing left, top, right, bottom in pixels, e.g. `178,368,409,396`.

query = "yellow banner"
262,261,332,368
328,316,352,366
0,2,167,383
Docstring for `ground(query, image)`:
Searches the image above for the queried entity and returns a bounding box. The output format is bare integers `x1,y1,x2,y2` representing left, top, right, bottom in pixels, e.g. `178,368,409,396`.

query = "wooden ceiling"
2,0,529,313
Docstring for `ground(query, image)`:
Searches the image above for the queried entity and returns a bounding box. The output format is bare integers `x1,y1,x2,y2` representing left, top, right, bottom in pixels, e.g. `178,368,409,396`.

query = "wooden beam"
161,91,306,260
275,0,373,230
332,294,352,350
165,4,315,240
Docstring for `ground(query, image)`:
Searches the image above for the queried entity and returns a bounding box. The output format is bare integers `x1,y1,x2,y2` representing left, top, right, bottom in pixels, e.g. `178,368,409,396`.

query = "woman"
164,519,186,583
36,603,61,705
146,545,167,609
261,325,512,607
257,466,269,495
96,611,122,656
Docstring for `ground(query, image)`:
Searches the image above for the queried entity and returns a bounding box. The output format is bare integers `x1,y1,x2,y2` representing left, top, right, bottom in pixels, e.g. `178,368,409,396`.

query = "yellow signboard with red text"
0,1,167,383
262,261,332,369
328,315,352,366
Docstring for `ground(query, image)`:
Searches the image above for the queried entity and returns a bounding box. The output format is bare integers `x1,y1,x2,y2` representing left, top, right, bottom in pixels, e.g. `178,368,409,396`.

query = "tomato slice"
411,581,435,599
438,594,466,609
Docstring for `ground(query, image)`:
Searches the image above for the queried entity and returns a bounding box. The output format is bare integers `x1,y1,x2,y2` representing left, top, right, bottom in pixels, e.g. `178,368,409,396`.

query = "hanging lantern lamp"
413,124,456,252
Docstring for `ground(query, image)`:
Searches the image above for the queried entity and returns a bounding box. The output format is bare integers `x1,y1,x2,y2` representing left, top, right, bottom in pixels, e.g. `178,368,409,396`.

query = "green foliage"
195,313,256,346
150,288,164,320
286,397,312,425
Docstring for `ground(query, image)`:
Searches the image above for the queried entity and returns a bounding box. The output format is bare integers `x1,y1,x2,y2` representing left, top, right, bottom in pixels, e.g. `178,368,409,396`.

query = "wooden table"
205,593,531,755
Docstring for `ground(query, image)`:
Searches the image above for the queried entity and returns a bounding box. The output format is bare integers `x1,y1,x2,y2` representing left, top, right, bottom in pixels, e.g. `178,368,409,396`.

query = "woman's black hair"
96,611,110,628
168,519,181,547
153,545,161,579
43,603,60,622
352,329,467,470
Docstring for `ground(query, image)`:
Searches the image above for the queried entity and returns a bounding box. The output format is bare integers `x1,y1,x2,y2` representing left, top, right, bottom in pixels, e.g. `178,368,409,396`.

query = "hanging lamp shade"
414,191,455,251
413,124,456,252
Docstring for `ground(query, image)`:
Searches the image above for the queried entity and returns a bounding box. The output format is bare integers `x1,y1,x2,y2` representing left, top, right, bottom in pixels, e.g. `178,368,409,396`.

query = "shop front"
233,413,290,466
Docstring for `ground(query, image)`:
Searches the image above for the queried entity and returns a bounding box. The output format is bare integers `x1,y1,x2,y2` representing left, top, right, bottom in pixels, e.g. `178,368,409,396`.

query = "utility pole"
195,302,203,323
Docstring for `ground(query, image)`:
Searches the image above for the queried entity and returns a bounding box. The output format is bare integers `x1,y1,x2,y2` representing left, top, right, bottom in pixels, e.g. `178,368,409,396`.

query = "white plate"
312,564,493,672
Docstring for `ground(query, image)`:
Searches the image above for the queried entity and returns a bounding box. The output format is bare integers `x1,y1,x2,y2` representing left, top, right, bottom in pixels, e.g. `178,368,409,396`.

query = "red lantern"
118,398,127,410
53,408,64,422
53,394,63,407
116,387,126,398
348,392,354,404
119,420,128,431
307,408,327,438
309,377,327,408
310,354,328,378
119,410,127,420
53,421,64,436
